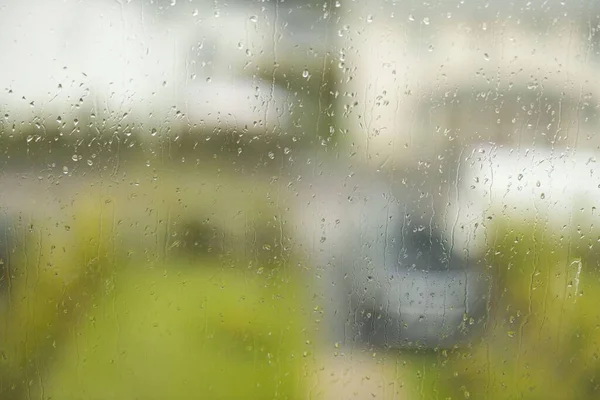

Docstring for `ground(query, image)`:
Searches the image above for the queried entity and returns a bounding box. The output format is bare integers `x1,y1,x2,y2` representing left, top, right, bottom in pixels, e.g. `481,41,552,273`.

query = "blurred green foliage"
0,166,310,399
6,161,600,399
416,222,600,399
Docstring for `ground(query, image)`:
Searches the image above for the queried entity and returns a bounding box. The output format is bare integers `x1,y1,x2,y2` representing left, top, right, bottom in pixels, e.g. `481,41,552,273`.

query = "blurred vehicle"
291,163,488,349
292,0,600,350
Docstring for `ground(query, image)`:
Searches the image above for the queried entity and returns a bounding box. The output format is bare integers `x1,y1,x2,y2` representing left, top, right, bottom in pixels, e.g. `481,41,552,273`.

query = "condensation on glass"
0,0,599,399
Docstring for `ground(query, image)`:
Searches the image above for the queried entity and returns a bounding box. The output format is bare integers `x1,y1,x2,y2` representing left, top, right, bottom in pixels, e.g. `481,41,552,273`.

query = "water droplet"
484,53,490,61
518,173,523,180
62,166,69,175
170,0,176,5
268,151,275,160
335,1,341,7
151,128,158,137
249,15,258,22
71,154,78,162
87,159,93,166
422,17,430,25
302,69,310,79
366,14,373,23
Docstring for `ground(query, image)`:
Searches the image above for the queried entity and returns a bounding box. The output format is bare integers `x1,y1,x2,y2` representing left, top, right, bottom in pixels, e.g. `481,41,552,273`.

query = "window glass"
1,0,600,399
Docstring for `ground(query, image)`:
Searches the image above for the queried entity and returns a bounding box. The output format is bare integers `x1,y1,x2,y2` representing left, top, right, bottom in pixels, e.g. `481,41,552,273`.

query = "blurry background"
0,0,600,399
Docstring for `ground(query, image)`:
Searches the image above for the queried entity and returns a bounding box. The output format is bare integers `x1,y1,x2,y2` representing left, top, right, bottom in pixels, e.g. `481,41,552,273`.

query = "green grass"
30,262,310,400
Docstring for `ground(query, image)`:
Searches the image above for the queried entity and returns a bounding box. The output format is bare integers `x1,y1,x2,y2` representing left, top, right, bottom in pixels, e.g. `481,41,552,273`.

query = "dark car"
290,159,490,350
